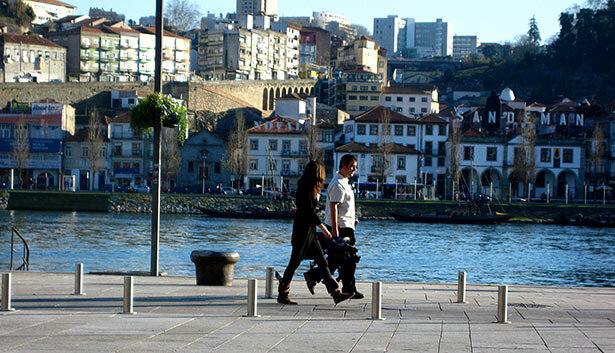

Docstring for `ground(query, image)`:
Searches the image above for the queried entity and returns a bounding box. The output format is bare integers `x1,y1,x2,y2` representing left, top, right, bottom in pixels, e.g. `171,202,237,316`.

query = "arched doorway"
535,170,556,199
480,168,502,198
268,87,274,110
557,170,577,199
36,172,55,190
281,87,287,97
460,168,479,194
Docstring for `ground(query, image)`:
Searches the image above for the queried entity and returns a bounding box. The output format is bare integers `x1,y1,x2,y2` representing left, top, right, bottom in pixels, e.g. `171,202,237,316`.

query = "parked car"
221,187,238,195
134,185,151,193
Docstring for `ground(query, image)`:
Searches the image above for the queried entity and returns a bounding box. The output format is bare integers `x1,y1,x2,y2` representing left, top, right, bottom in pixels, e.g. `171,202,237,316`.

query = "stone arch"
535,169,556,198
309,87,314,96
262,88,268,110
293,87,299,94
282,87,287,97
480,168,502,198
268,87,275,110
275,87,281,99
460,167,479,194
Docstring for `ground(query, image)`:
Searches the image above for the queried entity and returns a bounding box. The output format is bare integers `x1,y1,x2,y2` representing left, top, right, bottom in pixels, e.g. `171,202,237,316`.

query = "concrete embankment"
3,190,614,222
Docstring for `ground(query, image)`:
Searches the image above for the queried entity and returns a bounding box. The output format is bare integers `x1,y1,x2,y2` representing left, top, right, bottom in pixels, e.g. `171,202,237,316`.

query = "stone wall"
0,80,318,115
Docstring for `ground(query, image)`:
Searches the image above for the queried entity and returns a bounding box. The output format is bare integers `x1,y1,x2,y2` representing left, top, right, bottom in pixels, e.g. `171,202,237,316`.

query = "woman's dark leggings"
281,238,339,294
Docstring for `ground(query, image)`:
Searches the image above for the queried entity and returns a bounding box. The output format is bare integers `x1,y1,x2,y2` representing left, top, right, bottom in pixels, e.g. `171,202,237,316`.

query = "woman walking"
277,161,354,305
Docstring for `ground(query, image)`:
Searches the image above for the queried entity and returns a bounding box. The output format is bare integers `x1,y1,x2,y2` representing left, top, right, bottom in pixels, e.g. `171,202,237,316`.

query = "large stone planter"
190,250,240,286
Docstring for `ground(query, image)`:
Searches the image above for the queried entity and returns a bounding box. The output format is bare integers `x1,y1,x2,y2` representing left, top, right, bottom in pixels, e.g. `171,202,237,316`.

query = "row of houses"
0,87,613,200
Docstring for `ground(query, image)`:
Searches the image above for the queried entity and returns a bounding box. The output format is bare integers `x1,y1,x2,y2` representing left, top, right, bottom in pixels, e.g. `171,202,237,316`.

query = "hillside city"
0,0,614,202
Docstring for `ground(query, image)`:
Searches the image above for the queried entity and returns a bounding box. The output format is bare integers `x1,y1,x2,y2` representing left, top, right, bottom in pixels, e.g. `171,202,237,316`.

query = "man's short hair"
339,154,357,169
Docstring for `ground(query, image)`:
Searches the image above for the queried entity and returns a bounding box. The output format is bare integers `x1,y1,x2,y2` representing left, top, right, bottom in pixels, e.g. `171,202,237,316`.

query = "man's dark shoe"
303,272,316,295
277,295,298,305
332,291,354,304
352,291,364,300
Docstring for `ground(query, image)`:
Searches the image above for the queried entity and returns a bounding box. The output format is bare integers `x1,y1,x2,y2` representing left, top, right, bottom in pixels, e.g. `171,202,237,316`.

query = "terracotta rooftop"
354,106,417,124
0,34,64,48
336,142,420,154
137,26,189,40
111,110,131,123
417,114,448,124
29,0,76,8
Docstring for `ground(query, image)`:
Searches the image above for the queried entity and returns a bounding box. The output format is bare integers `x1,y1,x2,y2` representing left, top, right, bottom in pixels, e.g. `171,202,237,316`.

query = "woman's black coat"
291,179,322,260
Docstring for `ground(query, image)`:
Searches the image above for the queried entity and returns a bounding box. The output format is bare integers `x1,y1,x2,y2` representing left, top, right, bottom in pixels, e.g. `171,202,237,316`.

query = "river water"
1,210,614,287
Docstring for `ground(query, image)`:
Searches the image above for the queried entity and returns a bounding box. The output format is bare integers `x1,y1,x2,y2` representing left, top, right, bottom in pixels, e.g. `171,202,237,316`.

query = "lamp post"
150,0,164,277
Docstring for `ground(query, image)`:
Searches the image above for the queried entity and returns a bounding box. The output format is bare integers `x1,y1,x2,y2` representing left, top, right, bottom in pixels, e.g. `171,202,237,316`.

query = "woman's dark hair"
299,160,326,199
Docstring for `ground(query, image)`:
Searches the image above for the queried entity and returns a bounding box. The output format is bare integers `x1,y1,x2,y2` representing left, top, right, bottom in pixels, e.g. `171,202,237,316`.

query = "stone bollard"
190,250,240,286
265,267,274,299
74,263,85,295
371,281,384,320
122,276,135,314
497,285,509,324
1,273,15,312
245,279,260,317
457,271,467,303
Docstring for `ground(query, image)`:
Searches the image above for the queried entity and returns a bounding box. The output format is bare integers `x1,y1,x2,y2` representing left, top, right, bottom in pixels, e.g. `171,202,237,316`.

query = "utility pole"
150,0,163,277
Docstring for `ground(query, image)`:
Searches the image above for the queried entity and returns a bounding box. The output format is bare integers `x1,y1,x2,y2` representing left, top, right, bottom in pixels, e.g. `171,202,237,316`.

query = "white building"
23,0,76,25
415,18,453,58
373,16,452,58
0,33,67,83
453,35,480,60
373,15,413,57
381,84,440,118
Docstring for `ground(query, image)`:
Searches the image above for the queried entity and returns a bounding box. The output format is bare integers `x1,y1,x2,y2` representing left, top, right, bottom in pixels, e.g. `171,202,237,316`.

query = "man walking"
304,154,363,299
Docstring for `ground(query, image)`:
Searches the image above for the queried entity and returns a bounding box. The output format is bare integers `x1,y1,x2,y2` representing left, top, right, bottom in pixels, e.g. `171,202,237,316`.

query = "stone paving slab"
1,272,614,352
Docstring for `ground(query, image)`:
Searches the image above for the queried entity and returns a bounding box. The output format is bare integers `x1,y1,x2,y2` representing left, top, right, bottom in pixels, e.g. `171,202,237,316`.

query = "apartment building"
62,124,111,190
0,33,66,82
236,0,278,18
108,111,151,189
381,84,439,118
453,35,480,60
23,0,76,25
298,27,331,79
341,69,383,116
373,15,413,57
135,27,190,82
198,26,295,80
373,16,452,58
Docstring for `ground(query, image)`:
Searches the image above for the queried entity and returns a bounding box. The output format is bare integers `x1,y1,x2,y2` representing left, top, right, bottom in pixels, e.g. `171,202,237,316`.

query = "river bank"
3,190,615,222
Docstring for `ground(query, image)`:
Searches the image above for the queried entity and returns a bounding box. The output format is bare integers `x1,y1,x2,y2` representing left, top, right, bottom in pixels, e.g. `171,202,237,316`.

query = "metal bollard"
246,279,260,317
265,267,274,299
457,271,467,303
122,276,135,314
74,263,85,295
497,285,509,323
1,273,15,311
371,281,384,320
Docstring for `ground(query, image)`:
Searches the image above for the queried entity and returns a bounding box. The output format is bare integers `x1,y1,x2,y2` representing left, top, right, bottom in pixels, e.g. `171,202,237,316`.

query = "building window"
425,125,433,135
540,148,551,163
438,124,446,136
397,156,406,170
282,160,290,173
188,161,194,173
396,107,403,112
409,107,415,113
214,162,221,174
409,97,415,102
385,96,391,102
113,144,121,156
250,139,258,150
349,95,357,100
81,145,89,157
249,159,257,170
282,140,291,152
369,125,378,135
437,141,446,156
394,125,403,136
352,124,364,136
437,157,445,167
563,148,573,163
371,86,378,91
268,139,278,151
64,145,72,157
407,125,416,136
424,141,432,154
424,157,432,166
396,97,403,102
487,147,497,161
421,97,428,102
299,141,307,153
132,143,141,156
396,176,407,184
370,96,379,101
359,95,368,101
464,146,474,161
421,108,428,113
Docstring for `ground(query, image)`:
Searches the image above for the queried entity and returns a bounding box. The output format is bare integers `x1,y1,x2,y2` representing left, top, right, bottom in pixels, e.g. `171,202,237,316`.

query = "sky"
68,0,587,43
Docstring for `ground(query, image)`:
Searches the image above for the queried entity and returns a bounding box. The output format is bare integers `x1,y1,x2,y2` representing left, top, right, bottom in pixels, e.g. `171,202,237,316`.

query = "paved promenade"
1,272,614,352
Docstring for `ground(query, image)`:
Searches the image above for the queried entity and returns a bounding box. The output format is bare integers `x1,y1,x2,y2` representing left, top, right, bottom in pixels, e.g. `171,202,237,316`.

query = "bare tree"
86,109,107,190
165,0,201,32
224,113,248,190
512,114,537,190
161,128,182,190
374,110,393,183
591,122,606,197
448,119,462,195
304,120,323,163
11,116,30,188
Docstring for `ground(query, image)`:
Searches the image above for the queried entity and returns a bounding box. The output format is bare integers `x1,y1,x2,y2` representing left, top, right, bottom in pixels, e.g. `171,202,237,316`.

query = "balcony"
280,169,300,177
371,165,384,173
100,56,116,63
281,150,308,158
100,44,116,51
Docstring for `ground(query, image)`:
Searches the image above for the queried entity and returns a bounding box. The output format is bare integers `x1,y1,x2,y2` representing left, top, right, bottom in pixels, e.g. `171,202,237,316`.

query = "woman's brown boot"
277,281,298,305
